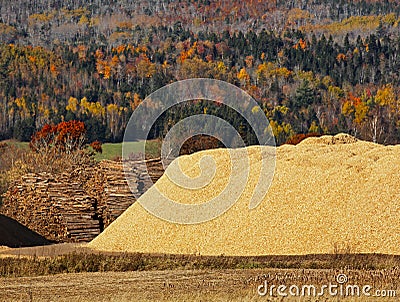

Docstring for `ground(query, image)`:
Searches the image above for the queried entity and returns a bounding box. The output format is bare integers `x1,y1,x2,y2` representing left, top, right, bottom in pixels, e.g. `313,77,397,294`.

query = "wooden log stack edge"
0,158,165,243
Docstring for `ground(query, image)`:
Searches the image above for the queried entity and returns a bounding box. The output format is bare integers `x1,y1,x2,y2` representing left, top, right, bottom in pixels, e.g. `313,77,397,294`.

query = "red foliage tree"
90,140,103,153
285,133,321,145
179,135,224,155
30,120,86,154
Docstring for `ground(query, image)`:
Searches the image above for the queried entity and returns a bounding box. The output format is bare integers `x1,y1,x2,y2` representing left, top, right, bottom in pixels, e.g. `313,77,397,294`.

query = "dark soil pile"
0,214,50,248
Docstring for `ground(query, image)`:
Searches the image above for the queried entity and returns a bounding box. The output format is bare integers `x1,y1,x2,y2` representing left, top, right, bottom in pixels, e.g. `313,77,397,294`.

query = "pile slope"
0,215,50,248
89,134,400,256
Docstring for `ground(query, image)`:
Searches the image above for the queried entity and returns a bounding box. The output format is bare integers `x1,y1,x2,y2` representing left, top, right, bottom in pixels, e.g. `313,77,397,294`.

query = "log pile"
0,158,165,243
98,160,136,228
0,170,101,242
98,158,165,227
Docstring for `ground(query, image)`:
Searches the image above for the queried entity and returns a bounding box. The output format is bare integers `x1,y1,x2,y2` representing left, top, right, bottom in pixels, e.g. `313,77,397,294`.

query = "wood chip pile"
0,159,165,243
89,134,400,256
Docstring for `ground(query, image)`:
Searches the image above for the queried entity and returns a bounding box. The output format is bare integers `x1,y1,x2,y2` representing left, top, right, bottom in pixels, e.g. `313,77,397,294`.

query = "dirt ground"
0,244,398,301
0,269,261,302
1,269,398,302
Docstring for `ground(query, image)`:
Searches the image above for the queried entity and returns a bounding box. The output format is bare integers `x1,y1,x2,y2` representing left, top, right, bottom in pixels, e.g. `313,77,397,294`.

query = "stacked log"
1,168,101,242
98,160,136,228
98,158,165,228
145,158,166,183
0,158,165,243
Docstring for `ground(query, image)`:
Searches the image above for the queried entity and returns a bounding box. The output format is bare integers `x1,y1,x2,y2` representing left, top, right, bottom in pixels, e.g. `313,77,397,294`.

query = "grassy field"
94,140,160,161
0,140,29,150
94,142,125,161
0,268,398,302
0,247,398,301
1,247,399,277
0,245,398,301
0,139,160,161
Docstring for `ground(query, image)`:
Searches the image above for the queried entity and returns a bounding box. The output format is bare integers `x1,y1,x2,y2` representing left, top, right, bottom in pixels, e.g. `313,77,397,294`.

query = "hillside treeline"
1,0,400,144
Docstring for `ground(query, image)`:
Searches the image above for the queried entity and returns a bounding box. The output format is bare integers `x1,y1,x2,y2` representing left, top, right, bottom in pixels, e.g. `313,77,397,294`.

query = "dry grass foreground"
89,134,400,256
0,268,398,302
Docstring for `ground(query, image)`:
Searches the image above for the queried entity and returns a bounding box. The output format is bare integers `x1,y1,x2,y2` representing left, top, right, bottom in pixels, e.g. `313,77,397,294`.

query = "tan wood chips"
89,134,400,256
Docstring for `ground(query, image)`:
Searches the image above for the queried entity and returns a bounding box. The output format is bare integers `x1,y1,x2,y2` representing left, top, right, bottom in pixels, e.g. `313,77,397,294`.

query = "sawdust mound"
299,133,359,146
89,134,400,256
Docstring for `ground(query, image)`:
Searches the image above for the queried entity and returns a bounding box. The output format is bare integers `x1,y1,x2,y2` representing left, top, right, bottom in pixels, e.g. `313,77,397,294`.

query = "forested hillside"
1,0,400,144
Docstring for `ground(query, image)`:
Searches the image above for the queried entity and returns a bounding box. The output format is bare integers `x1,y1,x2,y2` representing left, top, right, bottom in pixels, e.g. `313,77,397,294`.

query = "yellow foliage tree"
66,97,78,113
237,68,250,85
376,84,397,109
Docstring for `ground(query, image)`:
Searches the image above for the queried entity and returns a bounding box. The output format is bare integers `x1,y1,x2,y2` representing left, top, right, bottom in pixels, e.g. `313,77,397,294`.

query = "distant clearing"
0,140,160,161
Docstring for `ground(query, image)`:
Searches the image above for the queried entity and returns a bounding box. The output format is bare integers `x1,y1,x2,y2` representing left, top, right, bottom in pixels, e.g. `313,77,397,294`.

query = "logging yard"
2,0,400,300
1,135,400,301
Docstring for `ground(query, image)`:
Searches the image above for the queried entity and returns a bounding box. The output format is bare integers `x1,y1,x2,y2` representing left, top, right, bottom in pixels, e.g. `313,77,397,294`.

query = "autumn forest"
1,0,400,145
